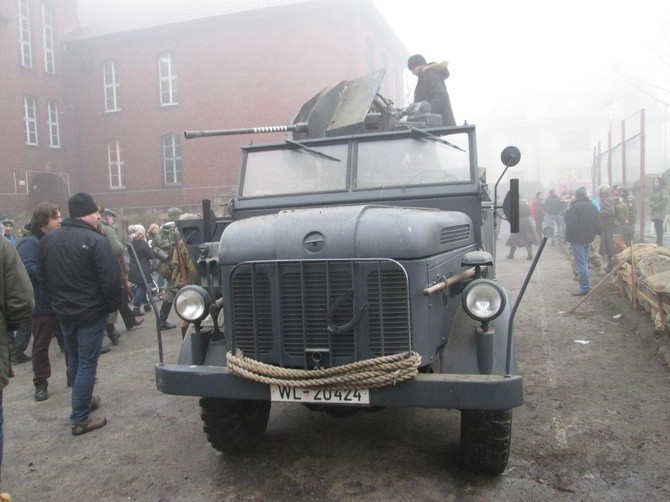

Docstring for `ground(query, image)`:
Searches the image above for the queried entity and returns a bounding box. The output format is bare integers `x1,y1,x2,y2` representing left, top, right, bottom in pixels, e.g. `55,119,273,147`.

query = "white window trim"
18,0,33,68
108,141,125,189
158,53,178,106
23,96,38,145
162,134,182,185
47,100,60,148
41,2,55,74
103,61,120,112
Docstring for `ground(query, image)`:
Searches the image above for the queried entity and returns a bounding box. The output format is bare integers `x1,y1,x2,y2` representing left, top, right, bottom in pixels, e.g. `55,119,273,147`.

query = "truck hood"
220,205,473,263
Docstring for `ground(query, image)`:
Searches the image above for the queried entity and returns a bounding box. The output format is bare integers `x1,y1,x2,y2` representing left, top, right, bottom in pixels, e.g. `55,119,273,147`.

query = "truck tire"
200,398,271,454
460,409,512,475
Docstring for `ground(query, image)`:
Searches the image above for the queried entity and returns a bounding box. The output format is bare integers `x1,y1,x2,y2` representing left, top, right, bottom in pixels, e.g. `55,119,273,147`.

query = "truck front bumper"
155,363,523,410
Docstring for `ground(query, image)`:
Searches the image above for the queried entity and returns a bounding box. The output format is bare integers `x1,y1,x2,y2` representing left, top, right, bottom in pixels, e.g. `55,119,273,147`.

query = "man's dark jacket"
414,61,455,127
564,198,600,244
128,238,153,285
544,193,566,216
17,232,53,316
38,218,122,327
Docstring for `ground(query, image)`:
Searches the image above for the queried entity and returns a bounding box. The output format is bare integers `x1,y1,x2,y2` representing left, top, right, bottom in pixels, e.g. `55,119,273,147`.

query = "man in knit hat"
407,53,456,127
38,192,122,435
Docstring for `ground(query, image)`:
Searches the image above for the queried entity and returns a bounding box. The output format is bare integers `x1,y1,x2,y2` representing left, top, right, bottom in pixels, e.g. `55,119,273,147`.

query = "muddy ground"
2,233,669,501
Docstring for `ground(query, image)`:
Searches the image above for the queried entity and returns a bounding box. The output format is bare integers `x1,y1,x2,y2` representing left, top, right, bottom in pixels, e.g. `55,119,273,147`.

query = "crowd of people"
0,192,197,496
504,179,668,296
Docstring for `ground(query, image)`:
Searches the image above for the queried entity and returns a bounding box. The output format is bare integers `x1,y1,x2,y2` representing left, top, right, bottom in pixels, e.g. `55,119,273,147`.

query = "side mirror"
500,146,521,168
503,179,520,233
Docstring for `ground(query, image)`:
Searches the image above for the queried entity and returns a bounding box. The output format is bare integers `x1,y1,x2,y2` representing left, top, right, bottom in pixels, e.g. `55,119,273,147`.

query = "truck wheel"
200,398,271,454
460,409,512,475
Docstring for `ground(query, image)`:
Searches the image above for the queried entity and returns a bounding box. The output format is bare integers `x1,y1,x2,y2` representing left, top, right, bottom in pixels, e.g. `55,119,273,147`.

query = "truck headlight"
461,279,505,322
174,286,212,323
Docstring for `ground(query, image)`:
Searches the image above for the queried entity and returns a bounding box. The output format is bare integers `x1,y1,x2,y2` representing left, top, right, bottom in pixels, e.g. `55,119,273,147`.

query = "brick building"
0,0,408,224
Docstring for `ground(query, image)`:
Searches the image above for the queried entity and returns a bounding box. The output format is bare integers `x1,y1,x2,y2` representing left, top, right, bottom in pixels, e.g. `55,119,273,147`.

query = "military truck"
154,69,534,475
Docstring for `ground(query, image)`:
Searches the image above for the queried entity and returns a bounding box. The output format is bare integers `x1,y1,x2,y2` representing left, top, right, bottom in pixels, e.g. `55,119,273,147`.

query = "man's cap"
1,217,14,226
167,207,182,220
407,54,426,70
100,207,116,217
575,187,588,199
68,192,99,218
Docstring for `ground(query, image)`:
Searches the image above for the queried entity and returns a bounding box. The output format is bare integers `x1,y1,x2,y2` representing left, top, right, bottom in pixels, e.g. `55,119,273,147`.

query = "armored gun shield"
292,69,387,139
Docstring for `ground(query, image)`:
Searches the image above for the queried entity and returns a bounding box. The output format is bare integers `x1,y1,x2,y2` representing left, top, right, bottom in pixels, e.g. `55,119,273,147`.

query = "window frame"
18,0,33,68
161,133,182,185
47,100,60,148
158,53,178,107
41,2,55,73
103,60,120,112
108,140,125,189
23,95,38,145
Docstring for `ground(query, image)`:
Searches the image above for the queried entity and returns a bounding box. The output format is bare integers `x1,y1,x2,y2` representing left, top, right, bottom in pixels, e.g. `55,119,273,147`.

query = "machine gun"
184,69,445,142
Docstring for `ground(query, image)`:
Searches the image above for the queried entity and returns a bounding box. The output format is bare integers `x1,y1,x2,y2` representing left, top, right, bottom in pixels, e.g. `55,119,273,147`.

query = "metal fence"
591,109,647,240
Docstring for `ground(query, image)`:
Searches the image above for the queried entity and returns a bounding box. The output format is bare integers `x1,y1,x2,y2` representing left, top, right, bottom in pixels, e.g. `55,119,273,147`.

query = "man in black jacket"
407,54,456,127
38,192,122,435
565,187,601,296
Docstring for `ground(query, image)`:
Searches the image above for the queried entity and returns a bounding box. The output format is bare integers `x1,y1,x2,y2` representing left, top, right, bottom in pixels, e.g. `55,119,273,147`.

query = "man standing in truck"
407,54,456,127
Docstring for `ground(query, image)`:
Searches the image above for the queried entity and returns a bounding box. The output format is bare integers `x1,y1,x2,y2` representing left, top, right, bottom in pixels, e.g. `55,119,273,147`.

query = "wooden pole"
569,260,626,313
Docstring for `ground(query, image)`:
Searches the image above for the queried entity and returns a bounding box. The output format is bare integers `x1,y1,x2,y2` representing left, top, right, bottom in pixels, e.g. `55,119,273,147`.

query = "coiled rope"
226,349,421,390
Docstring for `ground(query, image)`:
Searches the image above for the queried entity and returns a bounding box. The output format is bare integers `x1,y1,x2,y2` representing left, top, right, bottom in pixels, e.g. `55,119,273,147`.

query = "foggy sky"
78,0,670,120
374,0,670,118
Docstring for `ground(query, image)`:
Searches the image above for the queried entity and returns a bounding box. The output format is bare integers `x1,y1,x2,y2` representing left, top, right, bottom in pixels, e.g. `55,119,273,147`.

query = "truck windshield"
355,133,472,190
239,132,473,199
241,144,348,198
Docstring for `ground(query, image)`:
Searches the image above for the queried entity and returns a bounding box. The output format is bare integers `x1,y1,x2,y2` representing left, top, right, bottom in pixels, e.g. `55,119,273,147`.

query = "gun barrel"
184,122,307,139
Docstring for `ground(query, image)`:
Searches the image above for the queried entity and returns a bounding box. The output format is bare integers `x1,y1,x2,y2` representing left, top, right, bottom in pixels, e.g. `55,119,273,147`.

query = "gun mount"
184,69,445,142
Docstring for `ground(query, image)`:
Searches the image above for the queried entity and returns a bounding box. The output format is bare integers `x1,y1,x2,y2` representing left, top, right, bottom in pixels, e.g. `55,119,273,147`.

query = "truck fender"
178,328,211,366
440,299,515,376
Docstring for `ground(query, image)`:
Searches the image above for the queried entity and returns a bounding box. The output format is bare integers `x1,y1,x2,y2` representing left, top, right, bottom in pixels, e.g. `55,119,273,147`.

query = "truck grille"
229,259,411,368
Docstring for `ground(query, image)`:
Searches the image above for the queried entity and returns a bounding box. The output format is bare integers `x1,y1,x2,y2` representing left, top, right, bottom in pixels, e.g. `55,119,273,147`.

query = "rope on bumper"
226,349,421,391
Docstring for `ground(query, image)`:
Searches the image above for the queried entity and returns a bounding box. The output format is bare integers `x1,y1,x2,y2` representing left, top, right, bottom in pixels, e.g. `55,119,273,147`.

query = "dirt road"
3,236,669,500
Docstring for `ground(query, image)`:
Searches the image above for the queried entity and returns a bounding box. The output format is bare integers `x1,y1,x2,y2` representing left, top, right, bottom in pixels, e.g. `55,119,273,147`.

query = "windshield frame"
234,125,479,212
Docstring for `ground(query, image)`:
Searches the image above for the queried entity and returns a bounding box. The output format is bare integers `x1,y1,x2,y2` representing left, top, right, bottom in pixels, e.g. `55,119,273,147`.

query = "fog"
77,0,670,186
374,0,670,118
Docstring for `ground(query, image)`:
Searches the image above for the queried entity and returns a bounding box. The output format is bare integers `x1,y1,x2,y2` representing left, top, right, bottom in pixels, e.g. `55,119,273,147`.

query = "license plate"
270,386,370,405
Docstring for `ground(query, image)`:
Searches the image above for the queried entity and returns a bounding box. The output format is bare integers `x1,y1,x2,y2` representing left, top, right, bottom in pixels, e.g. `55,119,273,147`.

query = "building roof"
76,0,313,38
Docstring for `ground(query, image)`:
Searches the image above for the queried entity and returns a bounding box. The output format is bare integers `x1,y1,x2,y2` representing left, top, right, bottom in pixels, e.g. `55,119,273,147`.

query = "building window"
47,100,60,148
23,96,38,145
158,53,178,106
560,128,589,152
162,134,182,185
41,2,55,73
108,140,125,189
18,0,33,68
103,61,120,112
